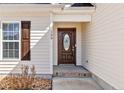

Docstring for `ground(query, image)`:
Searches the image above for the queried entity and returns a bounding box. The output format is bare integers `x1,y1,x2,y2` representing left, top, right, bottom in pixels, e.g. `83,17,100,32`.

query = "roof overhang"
53,14,92,22
0,4,95,22
0,4,95,14
52,5,95,22
52,7,95,15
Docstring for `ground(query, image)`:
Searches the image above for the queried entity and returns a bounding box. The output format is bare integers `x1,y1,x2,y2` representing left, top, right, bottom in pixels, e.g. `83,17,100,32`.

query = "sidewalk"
52,77,103,90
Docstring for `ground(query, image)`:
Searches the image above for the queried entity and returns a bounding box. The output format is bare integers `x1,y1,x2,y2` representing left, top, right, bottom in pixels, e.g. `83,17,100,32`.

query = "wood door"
58,28,76,65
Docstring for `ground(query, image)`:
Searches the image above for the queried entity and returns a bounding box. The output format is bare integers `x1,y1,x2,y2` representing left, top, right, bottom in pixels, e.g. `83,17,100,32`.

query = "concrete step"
53,65,92,78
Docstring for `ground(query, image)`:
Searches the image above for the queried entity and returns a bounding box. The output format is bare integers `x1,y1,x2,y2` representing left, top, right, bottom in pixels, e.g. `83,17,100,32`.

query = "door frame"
57,28,76,65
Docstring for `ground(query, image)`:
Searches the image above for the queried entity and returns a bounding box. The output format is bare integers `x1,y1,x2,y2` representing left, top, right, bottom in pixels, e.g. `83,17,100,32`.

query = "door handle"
72,46,75,56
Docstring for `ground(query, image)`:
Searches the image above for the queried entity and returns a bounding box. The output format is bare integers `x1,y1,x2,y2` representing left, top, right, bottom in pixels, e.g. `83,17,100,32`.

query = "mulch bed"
0,75,52,90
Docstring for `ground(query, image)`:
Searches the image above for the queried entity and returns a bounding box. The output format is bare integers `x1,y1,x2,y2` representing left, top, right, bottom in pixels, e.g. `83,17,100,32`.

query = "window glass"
3,42,8,49
63,34,70,51
14,23,19,32
8,32,13,40
9,42,13,49
14,42,19,49
3,50,8,58
9,50,14,58
15,50,19,58
14,32,19,40
9,24,13,31
2,22,19,59
3,32,8,40
3,23,8,31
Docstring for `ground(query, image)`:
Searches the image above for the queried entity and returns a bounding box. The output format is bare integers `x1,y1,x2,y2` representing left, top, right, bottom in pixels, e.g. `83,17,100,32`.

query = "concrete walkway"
53,77,103,90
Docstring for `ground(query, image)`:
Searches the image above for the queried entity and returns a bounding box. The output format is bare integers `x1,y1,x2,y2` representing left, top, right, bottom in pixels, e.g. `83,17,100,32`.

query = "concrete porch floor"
52,77,103,90
53,65,103,90
53,65,91,78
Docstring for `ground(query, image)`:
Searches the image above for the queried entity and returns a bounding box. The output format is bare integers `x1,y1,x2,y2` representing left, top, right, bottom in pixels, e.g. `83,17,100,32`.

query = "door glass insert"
63,34,70,51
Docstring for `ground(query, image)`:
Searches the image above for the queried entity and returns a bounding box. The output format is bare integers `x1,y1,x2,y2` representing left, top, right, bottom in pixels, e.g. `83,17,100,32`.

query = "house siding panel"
0,11,52,74
84,4,124,89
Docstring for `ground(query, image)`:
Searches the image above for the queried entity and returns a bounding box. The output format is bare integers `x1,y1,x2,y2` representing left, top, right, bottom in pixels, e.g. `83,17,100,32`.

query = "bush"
0,65,52,90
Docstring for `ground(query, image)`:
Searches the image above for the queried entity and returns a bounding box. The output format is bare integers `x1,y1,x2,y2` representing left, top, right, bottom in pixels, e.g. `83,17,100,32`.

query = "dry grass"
0,75,52,90
0,65,52,90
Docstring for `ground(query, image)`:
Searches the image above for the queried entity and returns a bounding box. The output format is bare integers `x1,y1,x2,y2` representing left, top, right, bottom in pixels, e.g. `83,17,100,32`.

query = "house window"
2,22,20,59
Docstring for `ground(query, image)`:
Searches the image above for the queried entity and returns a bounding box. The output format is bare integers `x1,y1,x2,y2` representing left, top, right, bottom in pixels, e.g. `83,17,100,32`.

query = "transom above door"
58,28,76,65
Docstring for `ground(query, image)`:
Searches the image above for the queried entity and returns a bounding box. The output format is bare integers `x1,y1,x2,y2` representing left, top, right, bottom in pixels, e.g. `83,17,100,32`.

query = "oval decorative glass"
63,34,70,51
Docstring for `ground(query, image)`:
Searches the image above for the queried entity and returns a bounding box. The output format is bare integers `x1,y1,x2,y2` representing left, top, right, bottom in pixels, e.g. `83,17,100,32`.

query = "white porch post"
49,12,53,74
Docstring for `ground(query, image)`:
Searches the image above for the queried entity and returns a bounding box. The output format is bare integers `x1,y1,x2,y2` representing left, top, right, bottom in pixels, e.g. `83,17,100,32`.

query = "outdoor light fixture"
64,4,71,8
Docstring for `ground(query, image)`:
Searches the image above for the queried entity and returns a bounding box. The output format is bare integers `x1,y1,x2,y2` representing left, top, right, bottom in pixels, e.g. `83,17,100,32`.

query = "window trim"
1,21,21,61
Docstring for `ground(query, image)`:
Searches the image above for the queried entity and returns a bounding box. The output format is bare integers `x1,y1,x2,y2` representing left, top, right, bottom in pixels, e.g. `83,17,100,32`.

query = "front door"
58,28,76,65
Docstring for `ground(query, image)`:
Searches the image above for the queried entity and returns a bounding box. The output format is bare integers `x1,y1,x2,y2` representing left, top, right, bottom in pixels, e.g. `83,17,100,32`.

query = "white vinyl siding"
81,23,87,65
84,4,124,89
0,11,52,74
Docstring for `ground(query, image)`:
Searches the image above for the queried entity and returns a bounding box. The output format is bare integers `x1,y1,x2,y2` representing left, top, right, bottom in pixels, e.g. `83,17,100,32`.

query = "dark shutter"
21,21,30,60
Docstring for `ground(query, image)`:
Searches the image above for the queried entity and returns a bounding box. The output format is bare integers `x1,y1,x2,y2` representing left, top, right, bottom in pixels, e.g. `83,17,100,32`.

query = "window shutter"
21,21,31,60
